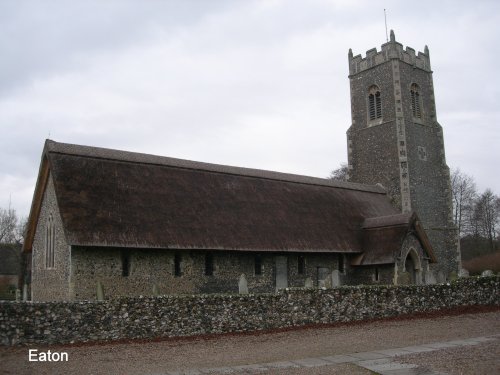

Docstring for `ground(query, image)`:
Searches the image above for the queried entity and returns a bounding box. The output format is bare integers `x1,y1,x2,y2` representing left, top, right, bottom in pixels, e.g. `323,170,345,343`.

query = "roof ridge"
44,139,386,194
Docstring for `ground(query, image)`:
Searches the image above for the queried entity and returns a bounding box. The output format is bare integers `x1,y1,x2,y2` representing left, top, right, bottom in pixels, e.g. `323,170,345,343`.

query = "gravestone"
398,271,411,285
96,281,105,301
275,256,288,291
458,268,469,278
425,270,437,285
22,284,28,301
481,270,494,277
317,267,330,288
152,283,159,296
331,270,340,287
304,277,313,288
324,273,333,288
238,274,248,294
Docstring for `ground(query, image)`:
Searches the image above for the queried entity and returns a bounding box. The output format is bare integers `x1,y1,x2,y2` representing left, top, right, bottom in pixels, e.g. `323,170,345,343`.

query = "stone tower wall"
346,57,402,206
347,31,459,281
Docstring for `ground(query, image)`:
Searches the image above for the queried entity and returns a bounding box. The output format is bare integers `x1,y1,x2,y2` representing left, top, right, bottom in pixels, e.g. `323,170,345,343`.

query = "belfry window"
410,83,421,118
368,85,382,120
45,213,55,269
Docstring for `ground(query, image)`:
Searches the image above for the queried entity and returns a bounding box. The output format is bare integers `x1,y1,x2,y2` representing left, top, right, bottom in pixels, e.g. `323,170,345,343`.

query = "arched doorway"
404,249,422,284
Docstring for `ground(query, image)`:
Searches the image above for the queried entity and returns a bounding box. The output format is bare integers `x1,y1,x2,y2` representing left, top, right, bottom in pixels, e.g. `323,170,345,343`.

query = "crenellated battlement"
349,30,431,76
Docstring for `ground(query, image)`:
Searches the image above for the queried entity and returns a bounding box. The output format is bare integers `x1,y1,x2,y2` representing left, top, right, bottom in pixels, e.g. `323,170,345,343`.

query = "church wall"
347,60,402,207
398,62,450,229
398,61,437,126
398,61,459,280
348,61,396,129
70,248,342,300
346,264,395,285
31,174,71,301
347,122,401,205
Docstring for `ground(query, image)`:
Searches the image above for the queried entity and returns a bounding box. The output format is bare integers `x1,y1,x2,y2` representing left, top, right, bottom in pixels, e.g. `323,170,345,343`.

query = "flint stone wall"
1,276,498,346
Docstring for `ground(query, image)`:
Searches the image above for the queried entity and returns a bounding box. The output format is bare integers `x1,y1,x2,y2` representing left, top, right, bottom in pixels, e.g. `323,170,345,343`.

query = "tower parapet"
349,30,431,76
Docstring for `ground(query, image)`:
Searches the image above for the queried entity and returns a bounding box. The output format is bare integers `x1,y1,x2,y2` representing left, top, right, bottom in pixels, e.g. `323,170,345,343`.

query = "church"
23,31,459,301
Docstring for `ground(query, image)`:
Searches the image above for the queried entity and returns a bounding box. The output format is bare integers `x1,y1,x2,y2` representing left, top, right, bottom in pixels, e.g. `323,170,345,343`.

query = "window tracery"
410,83,422,118
45,213,55,268
368,85,382,120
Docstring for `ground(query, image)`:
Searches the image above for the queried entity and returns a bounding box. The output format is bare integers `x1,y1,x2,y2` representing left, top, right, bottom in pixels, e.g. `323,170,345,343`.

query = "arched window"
174,253,182,277
368,85,382,120
297,255,305,275
45,213,55,268
410,83,421,118
121,250,130,277
254,254,262,275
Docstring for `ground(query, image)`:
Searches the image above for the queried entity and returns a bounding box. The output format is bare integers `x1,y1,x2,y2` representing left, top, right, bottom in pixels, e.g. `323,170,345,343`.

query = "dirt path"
1,309,499,375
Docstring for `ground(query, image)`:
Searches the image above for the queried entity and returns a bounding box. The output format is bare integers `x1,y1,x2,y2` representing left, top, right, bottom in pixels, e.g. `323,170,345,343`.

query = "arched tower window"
45,213,55,269
410,83,421,118
368,85,382,120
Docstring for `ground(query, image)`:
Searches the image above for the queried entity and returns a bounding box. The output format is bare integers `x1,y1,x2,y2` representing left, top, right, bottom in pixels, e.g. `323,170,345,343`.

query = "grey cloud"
0,0,499,218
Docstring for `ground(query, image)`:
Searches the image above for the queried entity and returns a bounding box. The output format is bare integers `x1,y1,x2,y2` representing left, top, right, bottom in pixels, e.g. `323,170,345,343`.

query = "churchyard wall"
1,276,498,346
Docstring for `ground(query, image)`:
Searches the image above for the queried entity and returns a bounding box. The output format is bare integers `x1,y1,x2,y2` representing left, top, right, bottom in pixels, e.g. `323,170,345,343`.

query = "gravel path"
1,309,499,375
397,340,500,375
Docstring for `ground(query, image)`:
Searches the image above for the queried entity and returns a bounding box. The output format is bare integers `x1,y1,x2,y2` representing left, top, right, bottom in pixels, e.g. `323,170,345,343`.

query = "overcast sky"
1,0,499,218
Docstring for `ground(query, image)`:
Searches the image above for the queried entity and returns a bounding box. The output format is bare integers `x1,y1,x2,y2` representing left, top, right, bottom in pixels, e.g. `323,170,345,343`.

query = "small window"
174,253,182,277
205,253,214,276
338,254,345,274
45,213,55,269
410,83,421,118
254,254,262,275
368,85,382,120
297,255,305,275
375,267,379,281
121,250,130,277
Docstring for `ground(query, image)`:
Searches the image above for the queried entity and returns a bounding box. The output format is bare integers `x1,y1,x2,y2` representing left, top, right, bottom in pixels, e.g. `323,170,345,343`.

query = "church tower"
346,30,460,282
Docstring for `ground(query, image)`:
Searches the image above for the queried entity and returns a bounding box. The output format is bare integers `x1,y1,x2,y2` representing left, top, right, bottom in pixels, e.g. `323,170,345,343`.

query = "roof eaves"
68,241,364,254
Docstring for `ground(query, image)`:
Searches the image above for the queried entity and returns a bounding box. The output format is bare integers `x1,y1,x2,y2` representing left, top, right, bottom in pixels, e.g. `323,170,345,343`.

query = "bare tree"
451,168,477,236
15,216,28,244
474,189,500,251
0,206,18,244
328,163,349,182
